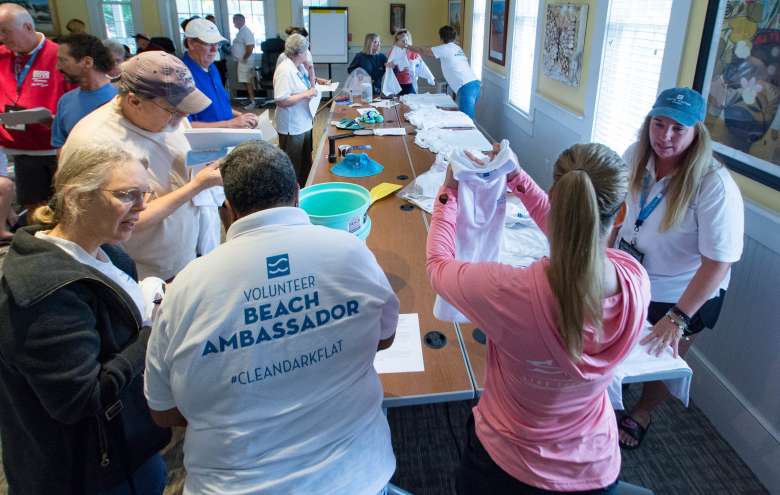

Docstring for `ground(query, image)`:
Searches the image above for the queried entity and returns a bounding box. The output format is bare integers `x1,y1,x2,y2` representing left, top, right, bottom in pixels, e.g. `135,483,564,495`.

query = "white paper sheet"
0,106,52,126
356,107,377,115
316,81,340,93
373,313,425,374
184,128,264,151
372,100,400,109
373,127,406,136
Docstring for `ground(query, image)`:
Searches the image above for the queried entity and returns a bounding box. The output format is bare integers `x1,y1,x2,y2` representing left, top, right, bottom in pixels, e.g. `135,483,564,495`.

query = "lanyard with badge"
618,174,666,264
3,38,44,131
298,70,311,89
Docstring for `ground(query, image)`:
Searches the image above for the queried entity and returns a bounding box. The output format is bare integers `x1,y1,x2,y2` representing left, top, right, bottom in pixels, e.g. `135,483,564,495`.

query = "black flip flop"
618,414,651,450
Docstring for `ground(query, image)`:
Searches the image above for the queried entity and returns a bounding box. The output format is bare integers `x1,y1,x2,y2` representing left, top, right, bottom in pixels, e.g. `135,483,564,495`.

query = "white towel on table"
608,325,693,410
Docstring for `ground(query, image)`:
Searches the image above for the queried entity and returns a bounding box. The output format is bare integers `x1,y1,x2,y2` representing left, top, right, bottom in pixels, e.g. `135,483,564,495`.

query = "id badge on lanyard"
4,41,43,132
617,174,665,265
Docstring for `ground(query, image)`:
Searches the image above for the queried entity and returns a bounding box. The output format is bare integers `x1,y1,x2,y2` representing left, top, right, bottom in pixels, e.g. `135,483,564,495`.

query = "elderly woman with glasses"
273,33,319,187
0,145,172,495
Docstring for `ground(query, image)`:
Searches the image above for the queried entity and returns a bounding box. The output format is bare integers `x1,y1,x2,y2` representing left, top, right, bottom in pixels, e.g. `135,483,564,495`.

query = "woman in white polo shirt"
273,33,318,187
614,87,744,449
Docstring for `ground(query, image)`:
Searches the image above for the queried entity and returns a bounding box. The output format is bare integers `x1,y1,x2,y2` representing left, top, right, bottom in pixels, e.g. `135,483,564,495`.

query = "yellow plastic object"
369,182,403,205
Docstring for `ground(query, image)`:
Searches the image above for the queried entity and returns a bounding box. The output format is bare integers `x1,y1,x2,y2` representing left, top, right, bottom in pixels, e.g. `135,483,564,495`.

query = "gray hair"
33,146,136,227
222,141,298,216
102,38,126,62
284,33,309,59
0,3,34,28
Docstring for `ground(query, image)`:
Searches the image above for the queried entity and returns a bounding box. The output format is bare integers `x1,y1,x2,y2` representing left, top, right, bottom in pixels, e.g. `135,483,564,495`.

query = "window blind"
592,0,674,156
508,0,539,115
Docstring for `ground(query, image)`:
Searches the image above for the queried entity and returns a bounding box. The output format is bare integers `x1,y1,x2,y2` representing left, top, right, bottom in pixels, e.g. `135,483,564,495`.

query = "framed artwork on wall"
542,3,588,87
390,3,405,35
449,0,463,41
696,0,780,191
7,0,58,36
488,0,509,65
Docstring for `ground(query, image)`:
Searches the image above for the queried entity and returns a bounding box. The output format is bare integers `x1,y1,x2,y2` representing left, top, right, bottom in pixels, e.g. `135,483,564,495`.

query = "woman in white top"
614,87,744,449
273,33,318,187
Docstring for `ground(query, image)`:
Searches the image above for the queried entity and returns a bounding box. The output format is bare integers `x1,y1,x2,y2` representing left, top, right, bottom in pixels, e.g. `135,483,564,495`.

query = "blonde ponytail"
546,144,628,360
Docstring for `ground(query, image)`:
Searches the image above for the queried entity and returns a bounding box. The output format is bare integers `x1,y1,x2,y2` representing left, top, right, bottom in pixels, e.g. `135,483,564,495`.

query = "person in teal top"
51,33,117,149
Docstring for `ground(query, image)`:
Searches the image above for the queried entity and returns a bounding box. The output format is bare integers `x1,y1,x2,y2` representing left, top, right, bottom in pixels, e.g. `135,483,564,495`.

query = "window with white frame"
470,0,487,80
99,0,138,52
176,0,216,32
507,0,539,115
591,0,674,156
226,0,267,54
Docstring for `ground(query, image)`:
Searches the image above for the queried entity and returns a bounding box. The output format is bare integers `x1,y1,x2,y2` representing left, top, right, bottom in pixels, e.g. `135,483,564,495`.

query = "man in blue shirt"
183,19,257,129
52,33,117,151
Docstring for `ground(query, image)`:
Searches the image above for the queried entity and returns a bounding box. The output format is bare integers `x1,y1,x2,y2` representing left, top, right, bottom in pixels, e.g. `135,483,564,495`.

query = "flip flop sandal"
618,414,651,450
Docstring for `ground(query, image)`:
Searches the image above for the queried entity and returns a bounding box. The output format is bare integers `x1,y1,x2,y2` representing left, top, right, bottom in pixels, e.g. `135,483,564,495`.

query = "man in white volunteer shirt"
145,140,399,495
231,13,257,109
407,25,480,118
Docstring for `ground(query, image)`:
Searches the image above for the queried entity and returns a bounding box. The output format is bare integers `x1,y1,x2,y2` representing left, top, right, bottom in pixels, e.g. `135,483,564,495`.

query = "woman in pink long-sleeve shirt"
426,143,650,494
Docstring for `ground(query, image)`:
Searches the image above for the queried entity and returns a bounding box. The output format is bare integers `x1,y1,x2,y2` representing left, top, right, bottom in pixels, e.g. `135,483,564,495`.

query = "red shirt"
389,48,420,85
0,36,73,151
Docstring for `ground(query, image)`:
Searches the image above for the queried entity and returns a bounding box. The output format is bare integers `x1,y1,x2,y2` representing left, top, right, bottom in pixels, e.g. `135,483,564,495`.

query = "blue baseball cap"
647,87,705,127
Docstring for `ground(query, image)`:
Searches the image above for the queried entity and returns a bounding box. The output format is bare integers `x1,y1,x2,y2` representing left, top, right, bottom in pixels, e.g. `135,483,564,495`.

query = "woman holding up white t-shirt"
407,25,480,118
614,87,744,450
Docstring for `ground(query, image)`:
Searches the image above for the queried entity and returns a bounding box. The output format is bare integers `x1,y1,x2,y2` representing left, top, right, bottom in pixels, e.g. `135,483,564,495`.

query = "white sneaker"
244,101,257,110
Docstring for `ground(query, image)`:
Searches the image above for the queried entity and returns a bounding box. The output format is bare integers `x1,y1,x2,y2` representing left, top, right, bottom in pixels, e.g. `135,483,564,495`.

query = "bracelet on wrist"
670,305,692,326
665,311,688,336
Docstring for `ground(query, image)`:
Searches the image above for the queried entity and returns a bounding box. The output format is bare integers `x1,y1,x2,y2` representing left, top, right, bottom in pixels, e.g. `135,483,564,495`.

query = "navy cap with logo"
647,87,706,127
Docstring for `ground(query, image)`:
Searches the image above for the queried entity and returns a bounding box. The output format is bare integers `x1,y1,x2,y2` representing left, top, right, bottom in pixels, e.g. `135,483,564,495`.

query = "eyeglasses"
102,188,153,205
148,98,188,120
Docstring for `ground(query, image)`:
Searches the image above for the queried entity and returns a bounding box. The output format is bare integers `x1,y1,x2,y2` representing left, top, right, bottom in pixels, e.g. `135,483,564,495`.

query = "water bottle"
361,82,373,103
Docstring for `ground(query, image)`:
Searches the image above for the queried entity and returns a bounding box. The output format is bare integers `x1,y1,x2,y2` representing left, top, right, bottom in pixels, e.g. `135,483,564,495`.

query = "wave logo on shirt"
266,254,290,279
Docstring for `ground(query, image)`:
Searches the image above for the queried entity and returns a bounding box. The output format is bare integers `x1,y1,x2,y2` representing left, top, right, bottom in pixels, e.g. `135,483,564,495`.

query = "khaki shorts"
237,61,255,83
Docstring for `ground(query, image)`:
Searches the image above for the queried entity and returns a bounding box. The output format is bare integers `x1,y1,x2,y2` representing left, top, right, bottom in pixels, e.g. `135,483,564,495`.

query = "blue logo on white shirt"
266,254,290,279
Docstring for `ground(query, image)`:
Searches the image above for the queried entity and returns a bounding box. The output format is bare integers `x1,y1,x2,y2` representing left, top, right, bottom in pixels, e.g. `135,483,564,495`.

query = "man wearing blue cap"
614,87,744,450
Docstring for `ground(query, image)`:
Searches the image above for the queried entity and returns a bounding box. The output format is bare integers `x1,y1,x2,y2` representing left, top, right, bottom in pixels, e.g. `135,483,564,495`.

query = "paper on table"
356,107,377,116
316,81,340,93
374,313,425,374
0,107,52,125
372,100,400,109
373,127,406,136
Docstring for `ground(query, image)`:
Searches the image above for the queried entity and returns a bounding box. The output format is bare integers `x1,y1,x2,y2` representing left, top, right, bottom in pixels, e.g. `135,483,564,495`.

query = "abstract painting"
542,3,588,87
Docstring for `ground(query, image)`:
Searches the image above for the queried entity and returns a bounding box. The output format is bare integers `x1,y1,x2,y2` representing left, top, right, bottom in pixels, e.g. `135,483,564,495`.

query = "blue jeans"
97,454,167,495
457,80,481,119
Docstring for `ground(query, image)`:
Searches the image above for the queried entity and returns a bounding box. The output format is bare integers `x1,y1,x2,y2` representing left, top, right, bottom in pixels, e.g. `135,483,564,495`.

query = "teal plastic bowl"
299,182,371,236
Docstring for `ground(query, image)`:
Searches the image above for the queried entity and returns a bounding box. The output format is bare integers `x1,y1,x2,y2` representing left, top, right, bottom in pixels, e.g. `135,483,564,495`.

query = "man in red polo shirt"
0,3,72,214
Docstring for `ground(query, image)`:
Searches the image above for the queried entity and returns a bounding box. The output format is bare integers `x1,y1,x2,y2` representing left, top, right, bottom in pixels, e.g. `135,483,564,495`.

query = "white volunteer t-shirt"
144,207,399,495
615,142,744,302
430,42,476,94
273,57,317,135
231,25,255,64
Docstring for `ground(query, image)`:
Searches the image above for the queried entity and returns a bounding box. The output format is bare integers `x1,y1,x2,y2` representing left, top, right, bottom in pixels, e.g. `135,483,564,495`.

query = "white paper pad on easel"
374,313,425,374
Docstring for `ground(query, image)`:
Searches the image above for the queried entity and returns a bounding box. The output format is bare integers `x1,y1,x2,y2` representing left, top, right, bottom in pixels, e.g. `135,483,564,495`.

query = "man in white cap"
183,18,257,129
182,18,259,255
60,51,223,281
